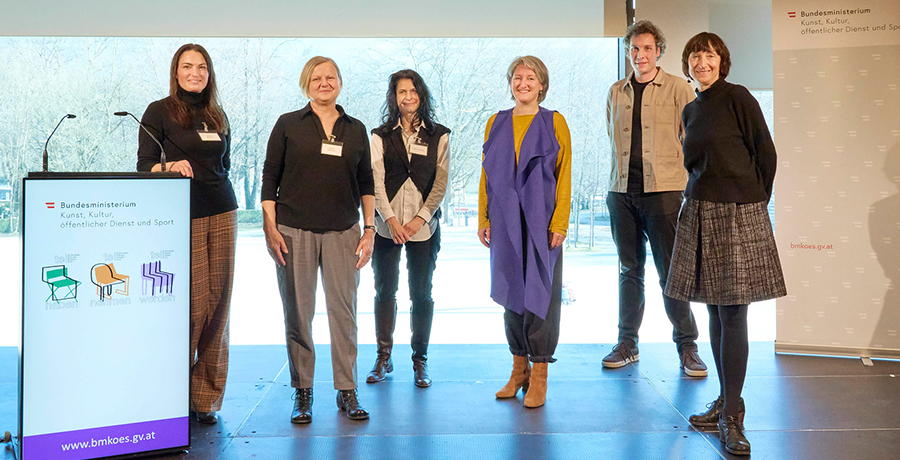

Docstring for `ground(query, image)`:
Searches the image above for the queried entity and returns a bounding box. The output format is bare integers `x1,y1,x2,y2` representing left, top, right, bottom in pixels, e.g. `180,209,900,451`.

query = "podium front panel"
20,175,190,460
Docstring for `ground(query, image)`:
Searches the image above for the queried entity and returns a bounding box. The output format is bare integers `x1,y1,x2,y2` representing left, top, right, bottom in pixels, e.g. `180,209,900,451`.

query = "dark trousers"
504,251,563,363
607,191,699,353
372,226,441,362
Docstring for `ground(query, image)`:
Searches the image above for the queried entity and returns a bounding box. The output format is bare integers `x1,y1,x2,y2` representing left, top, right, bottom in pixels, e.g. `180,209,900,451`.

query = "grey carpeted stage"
1,343,898,459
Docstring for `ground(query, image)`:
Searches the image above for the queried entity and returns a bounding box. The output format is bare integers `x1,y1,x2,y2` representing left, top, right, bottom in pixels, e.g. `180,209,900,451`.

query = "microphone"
115,111,167,172
43,114,76,172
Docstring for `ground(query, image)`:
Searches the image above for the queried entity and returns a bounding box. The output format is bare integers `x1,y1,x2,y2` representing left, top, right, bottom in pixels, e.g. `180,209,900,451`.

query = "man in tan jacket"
603,20,707,377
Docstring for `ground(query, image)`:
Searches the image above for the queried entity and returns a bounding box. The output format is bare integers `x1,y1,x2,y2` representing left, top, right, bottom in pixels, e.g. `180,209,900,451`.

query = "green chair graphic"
42,265,81,302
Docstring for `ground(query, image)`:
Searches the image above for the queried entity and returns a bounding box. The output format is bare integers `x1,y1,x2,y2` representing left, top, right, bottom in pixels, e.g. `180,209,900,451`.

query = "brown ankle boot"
523,362,548,408
495,355,531,398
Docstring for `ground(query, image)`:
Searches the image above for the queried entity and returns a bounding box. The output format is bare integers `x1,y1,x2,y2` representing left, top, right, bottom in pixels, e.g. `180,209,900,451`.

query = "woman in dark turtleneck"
137,43,238,426
665,33,786,456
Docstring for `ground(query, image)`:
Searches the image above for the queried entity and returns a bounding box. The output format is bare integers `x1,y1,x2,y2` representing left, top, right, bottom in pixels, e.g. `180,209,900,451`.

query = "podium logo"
45,202,55,209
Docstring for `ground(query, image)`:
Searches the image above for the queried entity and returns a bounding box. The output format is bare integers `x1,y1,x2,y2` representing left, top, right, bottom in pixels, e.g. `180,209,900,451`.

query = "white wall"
638,0,773,89
1,0,621,38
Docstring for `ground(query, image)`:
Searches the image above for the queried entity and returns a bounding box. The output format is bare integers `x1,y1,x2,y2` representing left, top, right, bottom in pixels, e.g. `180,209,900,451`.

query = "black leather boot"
336,389,369,420
367,299,396,383
290,388,313,424
718,414,751,455
689,396,745,428
413,359,432,388
410,299,434,364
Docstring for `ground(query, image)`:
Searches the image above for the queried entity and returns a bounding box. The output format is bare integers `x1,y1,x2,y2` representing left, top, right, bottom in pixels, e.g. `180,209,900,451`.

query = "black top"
681,79,777,203
136,92,238,219
627,77,650,194
262,103,374,233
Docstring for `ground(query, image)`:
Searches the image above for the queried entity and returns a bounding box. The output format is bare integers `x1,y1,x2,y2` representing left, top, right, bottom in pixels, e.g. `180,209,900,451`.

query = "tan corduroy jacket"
605,67,695,193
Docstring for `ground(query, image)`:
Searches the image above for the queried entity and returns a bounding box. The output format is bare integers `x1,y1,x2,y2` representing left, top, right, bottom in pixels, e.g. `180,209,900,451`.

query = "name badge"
409,140,428,157
321,140,344,157
198,122,221,142
198,131,221,142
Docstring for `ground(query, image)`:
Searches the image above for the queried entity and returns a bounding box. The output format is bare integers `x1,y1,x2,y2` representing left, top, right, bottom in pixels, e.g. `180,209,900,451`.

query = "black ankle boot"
718,414,751,455
689,396,745,428
336,389,369,420
191,410,217,425
366,355,393,383
291,388,313,424
413,359,432,388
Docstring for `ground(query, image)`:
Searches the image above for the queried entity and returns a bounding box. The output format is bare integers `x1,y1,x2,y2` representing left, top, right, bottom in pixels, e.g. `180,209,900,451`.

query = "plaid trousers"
190,210,237,412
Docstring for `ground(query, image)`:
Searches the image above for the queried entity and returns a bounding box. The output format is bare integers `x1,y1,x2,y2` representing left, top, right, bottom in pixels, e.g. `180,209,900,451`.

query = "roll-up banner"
19,173,190,459
773,1,900,358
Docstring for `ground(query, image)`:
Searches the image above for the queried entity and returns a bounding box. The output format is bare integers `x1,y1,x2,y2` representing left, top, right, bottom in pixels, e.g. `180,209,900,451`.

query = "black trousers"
372,226,441,361
504,251,563,363
607,191,699,353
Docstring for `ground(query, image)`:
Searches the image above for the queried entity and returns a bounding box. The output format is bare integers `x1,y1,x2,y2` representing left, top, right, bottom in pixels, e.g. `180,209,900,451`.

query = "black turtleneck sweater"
136,89,238,219
681,79,776,203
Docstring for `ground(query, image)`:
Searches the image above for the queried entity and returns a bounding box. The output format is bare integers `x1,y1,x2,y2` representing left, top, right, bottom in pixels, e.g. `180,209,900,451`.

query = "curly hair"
378,69,437,131
624,20,666,58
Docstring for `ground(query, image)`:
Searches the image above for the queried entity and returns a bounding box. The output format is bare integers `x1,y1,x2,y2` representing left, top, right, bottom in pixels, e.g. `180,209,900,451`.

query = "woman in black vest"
366,69,450,388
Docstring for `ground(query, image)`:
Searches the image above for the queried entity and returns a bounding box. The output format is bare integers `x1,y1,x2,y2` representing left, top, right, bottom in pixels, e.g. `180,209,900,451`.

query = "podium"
18,172,191,460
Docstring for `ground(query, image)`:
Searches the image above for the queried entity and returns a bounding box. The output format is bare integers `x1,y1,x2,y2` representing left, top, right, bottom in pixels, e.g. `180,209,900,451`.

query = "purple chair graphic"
142,261,174,295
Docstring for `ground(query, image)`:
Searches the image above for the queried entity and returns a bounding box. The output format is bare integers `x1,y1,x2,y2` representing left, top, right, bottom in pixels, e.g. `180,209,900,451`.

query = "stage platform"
1,343,898,459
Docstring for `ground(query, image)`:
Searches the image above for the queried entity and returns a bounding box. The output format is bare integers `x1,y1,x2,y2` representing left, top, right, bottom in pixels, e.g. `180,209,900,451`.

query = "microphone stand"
115,111,166,172
43,114,76,172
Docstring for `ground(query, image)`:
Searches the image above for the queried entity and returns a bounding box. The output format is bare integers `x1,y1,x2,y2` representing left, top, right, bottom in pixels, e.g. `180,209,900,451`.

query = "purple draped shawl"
482,108,561,319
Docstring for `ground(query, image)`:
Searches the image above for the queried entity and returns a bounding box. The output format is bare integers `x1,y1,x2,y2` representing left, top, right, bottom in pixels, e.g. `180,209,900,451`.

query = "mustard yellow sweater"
478,111,572,235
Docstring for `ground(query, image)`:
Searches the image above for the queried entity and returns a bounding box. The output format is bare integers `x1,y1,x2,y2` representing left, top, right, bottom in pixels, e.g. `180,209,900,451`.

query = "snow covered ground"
0,224,775,348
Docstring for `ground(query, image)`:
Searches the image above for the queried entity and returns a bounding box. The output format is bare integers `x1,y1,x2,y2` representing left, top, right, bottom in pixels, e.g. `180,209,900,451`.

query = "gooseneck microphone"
115,111,167,172
42,114,76,172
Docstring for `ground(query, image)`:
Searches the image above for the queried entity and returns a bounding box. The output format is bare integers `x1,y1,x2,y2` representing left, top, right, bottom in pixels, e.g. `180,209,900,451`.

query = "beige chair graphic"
90,263,130,300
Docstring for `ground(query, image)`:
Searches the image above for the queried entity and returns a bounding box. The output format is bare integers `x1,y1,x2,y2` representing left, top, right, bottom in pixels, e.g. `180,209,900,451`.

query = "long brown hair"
166,43,228,133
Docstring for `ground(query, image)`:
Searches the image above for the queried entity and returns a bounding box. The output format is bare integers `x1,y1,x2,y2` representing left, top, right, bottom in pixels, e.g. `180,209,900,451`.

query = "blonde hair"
299,56,342,98
506,55,549,103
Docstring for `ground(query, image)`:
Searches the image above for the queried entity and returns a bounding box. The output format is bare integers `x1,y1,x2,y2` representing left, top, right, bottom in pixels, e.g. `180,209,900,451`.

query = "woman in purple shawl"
477,56,572,408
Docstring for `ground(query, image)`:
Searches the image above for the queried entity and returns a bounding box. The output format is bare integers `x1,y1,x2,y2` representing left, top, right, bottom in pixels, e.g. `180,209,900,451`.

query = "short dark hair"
379,69,437,132
681,32,731,79
624,20,666,58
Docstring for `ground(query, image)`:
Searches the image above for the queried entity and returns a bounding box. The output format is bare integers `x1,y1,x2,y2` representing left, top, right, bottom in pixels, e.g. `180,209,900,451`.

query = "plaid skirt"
664,198,786,305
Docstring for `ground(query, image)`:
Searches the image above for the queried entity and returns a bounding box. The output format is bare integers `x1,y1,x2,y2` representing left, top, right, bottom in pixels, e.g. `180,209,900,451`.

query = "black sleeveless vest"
373,122,451,204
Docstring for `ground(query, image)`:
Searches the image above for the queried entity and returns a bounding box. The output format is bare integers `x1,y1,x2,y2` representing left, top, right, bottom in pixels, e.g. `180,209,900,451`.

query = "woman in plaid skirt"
666,33,786,456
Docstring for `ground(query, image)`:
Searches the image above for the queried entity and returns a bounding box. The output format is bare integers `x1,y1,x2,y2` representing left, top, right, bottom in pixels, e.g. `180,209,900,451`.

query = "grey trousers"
276,223,360,390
